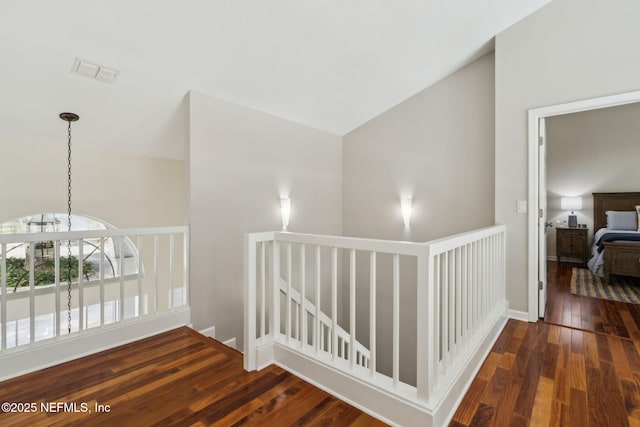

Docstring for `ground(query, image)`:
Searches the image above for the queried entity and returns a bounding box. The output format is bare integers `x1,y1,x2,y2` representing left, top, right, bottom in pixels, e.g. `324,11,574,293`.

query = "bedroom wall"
188,91,343,348
342,52,495,382
0,143,186,228
495,0,640,313
545,102,640,257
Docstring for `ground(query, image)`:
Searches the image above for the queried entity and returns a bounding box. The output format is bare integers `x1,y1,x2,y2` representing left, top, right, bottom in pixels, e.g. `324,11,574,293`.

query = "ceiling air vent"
71,58,119,83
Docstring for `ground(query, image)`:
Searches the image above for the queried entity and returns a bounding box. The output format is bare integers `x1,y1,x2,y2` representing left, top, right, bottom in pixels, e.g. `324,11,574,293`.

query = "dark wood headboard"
593,192,640,231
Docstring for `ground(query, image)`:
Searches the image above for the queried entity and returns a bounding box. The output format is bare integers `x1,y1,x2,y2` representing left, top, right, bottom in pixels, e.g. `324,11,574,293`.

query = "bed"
588,192,640,279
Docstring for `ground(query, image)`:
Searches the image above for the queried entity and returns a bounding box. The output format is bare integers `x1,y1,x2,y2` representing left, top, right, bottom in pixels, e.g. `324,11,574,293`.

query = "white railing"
0,226,189,357
244,225,506,426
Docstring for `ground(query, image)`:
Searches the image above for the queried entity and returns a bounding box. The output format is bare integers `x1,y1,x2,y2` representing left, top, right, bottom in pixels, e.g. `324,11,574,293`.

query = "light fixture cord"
67,120,73,334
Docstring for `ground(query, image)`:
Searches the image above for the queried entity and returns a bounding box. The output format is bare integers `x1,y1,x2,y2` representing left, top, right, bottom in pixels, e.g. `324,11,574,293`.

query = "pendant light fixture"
60,112,79,334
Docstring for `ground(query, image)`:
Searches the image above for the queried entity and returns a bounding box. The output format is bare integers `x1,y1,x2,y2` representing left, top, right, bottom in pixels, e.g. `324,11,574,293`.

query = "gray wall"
342,52,495,383
495,0,640,312
545,102,640,257
343,51,495,242
0,143,185,228
188,91,343,347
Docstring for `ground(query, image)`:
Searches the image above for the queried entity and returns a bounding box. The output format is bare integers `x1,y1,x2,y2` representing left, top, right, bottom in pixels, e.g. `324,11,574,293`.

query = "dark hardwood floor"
451,261,640,426
0,327,385,426
544,261,640,338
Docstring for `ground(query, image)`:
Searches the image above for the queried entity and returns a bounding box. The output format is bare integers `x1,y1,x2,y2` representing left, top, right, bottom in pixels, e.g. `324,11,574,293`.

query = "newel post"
416,244,435,402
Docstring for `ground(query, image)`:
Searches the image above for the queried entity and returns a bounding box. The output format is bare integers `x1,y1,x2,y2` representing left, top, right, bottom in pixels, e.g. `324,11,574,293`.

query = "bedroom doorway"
527,89,640,322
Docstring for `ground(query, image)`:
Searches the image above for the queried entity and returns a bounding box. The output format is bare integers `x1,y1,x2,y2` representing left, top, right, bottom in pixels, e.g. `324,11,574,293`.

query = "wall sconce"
560,196,582,228
280,197,291,230
401,198,412,228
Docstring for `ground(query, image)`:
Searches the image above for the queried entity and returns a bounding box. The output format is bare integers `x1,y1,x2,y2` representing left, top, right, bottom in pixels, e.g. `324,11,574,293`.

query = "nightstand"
556,227,589,266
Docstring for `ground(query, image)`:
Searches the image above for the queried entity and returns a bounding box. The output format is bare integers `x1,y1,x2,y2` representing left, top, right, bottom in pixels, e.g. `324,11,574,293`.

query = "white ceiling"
0,0,551,160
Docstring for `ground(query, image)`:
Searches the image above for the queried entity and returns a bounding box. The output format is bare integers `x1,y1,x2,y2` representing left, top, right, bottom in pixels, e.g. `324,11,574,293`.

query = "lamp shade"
560,197,582,211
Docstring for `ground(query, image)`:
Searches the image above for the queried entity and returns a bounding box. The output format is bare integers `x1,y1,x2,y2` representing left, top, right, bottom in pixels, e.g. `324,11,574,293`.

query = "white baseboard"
199,325,216,339
547,255,557,261
272,306,508,427
0,307,190,382
507,309,529,322
223,337,237,349
434,311,507,426
274,344,423,426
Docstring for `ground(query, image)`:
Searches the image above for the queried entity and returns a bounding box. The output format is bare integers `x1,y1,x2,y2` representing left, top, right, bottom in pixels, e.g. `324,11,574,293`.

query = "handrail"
0,226,188,243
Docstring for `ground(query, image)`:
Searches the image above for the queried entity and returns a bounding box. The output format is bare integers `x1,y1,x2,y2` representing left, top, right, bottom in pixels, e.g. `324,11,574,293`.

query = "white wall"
0,143,186,228
545,102,640,256
342,52,495,383
188,91,343,348
495,0,640,311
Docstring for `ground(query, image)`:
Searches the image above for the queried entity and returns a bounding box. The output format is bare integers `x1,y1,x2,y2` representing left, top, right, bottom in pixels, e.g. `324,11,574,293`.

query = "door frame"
527,89,640,322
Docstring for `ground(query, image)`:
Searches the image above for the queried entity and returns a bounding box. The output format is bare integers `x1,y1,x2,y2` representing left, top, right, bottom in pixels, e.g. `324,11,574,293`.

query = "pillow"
637,206,640,231
606,210,637,230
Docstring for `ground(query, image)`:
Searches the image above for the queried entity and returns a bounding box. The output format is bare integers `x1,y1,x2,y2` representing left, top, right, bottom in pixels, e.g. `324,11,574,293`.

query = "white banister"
244,224,507,426
0,226,190,382
0,226,189,360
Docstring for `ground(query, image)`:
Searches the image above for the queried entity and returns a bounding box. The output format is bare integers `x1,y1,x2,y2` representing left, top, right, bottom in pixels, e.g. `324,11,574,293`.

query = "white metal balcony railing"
244,225,507,427
0,227,189,362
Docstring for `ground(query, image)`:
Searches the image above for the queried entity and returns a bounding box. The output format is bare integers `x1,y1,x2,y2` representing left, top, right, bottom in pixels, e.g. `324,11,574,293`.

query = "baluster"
137,236,143,317
119,236,125,321
331,247,338,361
1,244,6,350
286,243,292,343
369,251,377,377
54,241,60,338
300,244,306,348
78,239,84,331
349,249,356,369
101,237,106,325
153,235,159,314
169,233,174,310
449,249,455,361
442,250,449,371
393,253,400,385
29,242,35,342
315,245,321,354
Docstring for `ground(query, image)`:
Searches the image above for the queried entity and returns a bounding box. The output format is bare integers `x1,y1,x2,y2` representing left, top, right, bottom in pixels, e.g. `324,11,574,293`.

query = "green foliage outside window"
5,256,94,292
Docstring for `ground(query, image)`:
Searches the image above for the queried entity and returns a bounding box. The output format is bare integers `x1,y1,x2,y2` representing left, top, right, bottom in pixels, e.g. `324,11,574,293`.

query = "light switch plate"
516,200,527,213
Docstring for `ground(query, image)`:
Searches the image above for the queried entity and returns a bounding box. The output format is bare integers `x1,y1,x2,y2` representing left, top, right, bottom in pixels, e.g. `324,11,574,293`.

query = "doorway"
527,90,640,322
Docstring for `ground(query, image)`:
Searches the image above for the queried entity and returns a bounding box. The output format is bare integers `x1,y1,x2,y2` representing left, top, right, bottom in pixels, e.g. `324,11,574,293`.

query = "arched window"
0,214,144,346
0,213,139,292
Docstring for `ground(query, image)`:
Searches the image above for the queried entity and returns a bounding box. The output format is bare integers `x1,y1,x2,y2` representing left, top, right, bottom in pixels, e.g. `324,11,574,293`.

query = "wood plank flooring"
451,261,640,426
0,327,385,426
545,261,640,338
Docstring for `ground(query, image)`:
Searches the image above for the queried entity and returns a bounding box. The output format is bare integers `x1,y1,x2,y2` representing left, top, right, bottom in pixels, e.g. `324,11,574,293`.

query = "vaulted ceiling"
0,0,551,159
